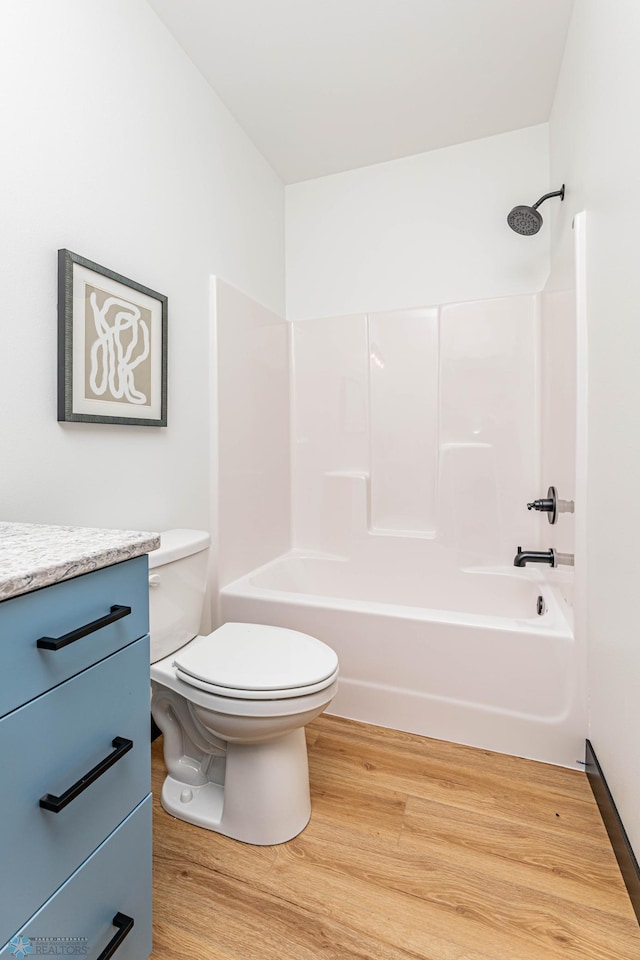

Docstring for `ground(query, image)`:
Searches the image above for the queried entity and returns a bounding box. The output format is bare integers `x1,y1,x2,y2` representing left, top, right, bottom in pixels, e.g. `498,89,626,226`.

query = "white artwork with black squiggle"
86,288,152,405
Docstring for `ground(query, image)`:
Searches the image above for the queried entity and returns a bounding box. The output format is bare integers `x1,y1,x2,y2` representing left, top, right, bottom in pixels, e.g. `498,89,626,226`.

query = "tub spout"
513,547,556,567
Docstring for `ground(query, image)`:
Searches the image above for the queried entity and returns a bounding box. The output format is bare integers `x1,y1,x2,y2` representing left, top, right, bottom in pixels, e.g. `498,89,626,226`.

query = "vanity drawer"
1,795,152,958
0,636,150,946
0,555,149,717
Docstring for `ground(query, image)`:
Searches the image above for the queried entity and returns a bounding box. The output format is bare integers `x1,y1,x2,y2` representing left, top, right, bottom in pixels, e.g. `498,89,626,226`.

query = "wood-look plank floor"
150,715,640,960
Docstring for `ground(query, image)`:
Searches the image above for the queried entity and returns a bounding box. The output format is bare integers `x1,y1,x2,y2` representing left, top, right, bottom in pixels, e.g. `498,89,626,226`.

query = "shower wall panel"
368,308,439,534
292,314,369,547
439,295,539,562
292,294,541,565
540,286,577,609
216,280,290,587
540,288,576,557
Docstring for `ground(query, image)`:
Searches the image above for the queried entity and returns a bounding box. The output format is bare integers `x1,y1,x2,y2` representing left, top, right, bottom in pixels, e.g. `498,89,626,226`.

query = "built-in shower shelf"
321,470,437,541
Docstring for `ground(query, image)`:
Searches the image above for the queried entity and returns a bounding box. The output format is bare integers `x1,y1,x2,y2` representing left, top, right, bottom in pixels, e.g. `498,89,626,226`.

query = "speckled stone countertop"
0,522,160,601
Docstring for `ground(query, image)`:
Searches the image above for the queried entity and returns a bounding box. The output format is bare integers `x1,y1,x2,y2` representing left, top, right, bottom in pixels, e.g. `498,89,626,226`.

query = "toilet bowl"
148,531,338,845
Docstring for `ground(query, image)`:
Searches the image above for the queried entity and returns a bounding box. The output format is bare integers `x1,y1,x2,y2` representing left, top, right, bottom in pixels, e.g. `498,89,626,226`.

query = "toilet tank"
148,529,210,663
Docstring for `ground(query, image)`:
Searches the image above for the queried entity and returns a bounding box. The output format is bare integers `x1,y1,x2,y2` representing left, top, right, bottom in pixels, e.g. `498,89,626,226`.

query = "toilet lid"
173,622,339,697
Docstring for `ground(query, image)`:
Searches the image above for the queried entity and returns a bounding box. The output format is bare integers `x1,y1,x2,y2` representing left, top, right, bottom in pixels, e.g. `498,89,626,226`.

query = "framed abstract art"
57,249,167,426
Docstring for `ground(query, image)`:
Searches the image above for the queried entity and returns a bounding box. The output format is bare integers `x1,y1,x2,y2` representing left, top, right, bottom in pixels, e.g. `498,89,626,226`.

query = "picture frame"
57,249,168,426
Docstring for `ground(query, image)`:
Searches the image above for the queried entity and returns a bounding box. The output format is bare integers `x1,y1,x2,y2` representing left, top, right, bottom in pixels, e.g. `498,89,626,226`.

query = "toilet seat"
172,622,339,701
174,664,339,699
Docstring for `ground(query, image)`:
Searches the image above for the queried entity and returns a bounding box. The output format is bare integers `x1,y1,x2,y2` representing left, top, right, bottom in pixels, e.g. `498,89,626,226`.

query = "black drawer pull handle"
36,605,132,651
39,737,133,812
97,913,134,960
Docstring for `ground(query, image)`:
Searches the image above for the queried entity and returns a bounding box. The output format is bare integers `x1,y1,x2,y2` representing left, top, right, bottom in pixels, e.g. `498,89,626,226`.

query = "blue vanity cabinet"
0,798,152,960
0,557,152,959
0,555,150,718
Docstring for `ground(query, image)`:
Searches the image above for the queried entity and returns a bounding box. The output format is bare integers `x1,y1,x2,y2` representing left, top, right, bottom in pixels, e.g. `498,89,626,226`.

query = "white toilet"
149,530,338,845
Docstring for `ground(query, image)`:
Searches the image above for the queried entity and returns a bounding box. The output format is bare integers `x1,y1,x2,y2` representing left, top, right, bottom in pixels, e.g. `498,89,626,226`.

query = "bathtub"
219,546,585,767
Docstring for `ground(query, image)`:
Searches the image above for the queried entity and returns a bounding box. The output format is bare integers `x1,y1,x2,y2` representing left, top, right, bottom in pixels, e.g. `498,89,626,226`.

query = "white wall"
286,125,550,321
549,0,640,853
0,0,284,534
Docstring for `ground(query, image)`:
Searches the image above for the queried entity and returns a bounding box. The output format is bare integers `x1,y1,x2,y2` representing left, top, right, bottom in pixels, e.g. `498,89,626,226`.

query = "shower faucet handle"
527,486,558,523
526,486,575,524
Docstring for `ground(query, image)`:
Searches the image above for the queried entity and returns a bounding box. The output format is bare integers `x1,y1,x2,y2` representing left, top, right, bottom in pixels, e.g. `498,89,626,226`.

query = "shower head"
507,185,565,236
507,204,543,236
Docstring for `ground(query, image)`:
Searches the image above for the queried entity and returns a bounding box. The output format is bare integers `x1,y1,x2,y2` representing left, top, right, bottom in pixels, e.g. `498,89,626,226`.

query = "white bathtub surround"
292,293,540,566
369,308,439,534
214,279,290,589
0,522,159,600
539,222,581,611
215,280,584,767
220,546,580,767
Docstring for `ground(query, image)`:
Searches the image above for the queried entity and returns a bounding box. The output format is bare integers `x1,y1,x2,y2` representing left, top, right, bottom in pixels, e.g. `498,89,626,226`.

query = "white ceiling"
147,0,574,184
